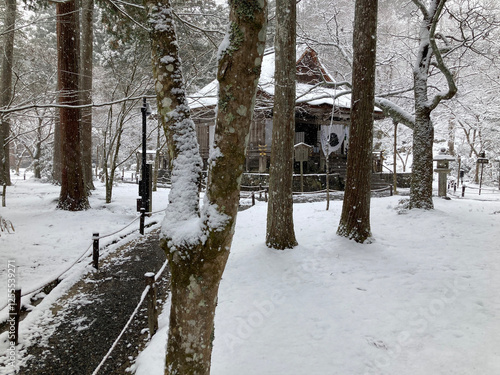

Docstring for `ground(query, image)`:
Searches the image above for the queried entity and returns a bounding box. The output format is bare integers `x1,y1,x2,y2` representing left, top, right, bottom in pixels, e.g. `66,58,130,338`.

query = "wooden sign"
294,143,312,162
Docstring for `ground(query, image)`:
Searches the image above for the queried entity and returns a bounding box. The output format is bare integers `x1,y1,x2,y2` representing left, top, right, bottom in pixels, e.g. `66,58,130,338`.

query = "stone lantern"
433,148,455,198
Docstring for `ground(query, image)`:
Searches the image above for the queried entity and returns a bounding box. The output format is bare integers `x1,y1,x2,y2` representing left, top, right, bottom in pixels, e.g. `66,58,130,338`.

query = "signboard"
477,158,489,164
294,143,312,162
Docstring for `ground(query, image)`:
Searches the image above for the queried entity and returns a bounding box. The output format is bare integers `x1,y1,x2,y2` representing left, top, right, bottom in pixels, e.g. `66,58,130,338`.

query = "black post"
140,208,145,235
251,192,255,206
462,185,466,197
479,163,484,196
389,184,393,196
140,98,152,217
265,188,268,202
145,272,158,337
14,288,21,345
92,233,99,269
141,98,148,212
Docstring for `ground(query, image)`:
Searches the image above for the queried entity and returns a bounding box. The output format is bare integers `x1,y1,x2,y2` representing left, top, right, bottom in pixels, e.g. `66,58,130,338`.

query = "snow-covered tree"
145,0,267,372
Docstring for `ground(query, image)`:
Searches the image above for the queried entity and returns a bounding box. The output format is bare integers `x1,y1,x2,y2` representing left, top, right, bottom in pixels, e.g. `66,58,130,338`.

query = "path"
17,230,169,375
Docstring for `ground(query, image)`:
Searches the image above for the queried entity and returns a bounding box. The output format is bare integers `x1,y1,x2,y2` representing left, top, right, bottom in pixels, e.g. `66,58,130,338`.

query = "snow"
161,114,203,251
0,174,169,320
188,47,354,111
216,24,232,61
137,184,500,374
2,172,500,374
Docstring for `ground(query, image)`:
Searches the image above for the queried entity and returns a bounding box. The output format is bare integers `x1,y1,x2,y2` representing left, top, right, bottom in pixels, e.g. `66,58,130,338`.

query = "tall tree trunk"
153,120,161,192
0,0,16,186
410,97,434,209
337,0,378,243
80,0,95,192
393,121,398,195
145,0,267,373
266,0,297,250
409,0,456,209
33,119,43,179
53,109,62,183
56,0,90,211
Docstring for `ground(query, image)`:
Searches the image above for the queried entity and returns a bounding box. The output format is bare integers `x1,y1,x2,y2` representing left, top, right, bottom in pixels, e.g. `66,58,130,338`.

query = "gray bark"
409,0,457,210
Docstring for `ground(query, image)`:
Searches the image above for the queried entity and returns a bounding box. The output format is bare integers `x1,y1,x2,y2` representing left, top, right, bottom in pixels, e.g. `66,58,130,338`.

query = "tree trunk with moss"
337,0,378,243
145,0,267,374
0,0,16,186
266,0,297,250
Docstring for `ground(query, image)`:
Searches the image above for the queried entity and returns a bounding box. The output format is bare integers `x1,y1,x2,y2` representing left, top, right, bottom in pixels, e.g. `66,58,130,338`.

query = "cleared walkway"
18,231,169,375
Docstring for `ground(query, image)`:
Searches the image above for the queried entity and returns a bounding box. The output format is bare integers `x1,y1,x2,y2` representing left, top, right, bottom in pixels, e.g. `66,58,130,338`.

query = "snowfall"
1,171,499,375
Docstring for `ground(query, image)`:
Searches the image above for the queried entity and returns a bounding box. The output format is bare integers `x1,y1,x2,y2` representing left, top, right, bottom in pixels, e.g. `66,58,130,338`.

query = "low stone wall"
241,173,344,192
241,172,411,191
374,173,412,188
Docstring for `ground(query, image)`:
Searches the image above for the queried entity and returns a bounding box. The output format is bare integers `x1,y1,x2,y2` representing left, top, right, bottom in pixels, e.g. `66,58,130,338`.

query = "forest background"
1,0,499,202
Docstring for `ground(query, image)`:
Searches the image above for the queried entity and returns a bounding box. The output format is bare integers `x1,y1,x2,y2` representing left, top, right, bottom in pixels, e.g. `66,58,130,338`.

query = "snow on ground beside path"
1,173,500,375
136,193,500,375
0,173,169,317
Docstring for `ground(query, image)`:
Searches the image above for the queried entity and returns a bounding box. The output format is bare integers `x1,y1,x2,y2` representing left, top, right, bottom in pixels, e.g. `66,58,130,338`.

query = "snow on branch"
428,0,457,111
374,97,415,130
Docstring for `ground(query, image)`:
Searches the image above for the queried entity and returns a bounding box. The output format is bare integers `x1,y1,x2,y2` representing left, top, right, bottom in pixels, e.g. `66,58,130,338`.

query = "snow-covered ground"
1,172,500,374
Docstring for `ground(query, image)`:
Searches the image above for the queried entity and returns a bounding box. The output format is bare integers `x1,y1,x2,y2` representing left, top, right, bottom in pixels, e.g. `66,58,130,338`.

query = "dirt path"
17,230,169,375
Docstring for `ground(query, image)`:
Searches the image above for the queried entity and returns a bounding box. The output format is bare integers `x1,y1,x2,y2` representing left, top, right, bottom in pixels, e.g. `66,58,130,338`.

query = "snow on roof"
188,46,353,110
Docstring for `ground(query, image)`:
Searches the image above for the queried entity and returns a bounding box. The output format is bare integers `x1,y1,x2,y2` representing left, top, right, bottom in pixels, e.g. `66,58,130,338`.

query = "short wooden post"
145,272,158,337
462,185,466,197
265,188,268,202
251,192,255,206
140,208,145,235
259,184,263,199
13,288,21,345
92,233,99,270
389,185,393,196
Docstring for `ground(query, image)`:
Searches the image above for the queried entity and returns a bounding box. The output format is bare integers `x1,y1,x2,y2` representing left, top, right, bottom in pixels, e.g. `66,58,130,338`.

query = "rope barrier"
292,189,329,195
91,258,170,375
91,285,151,375
95,216,141,240
371,186,392,193
240,185,268,190
463,185,499,193
0,208,168,315
0,243,94,312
